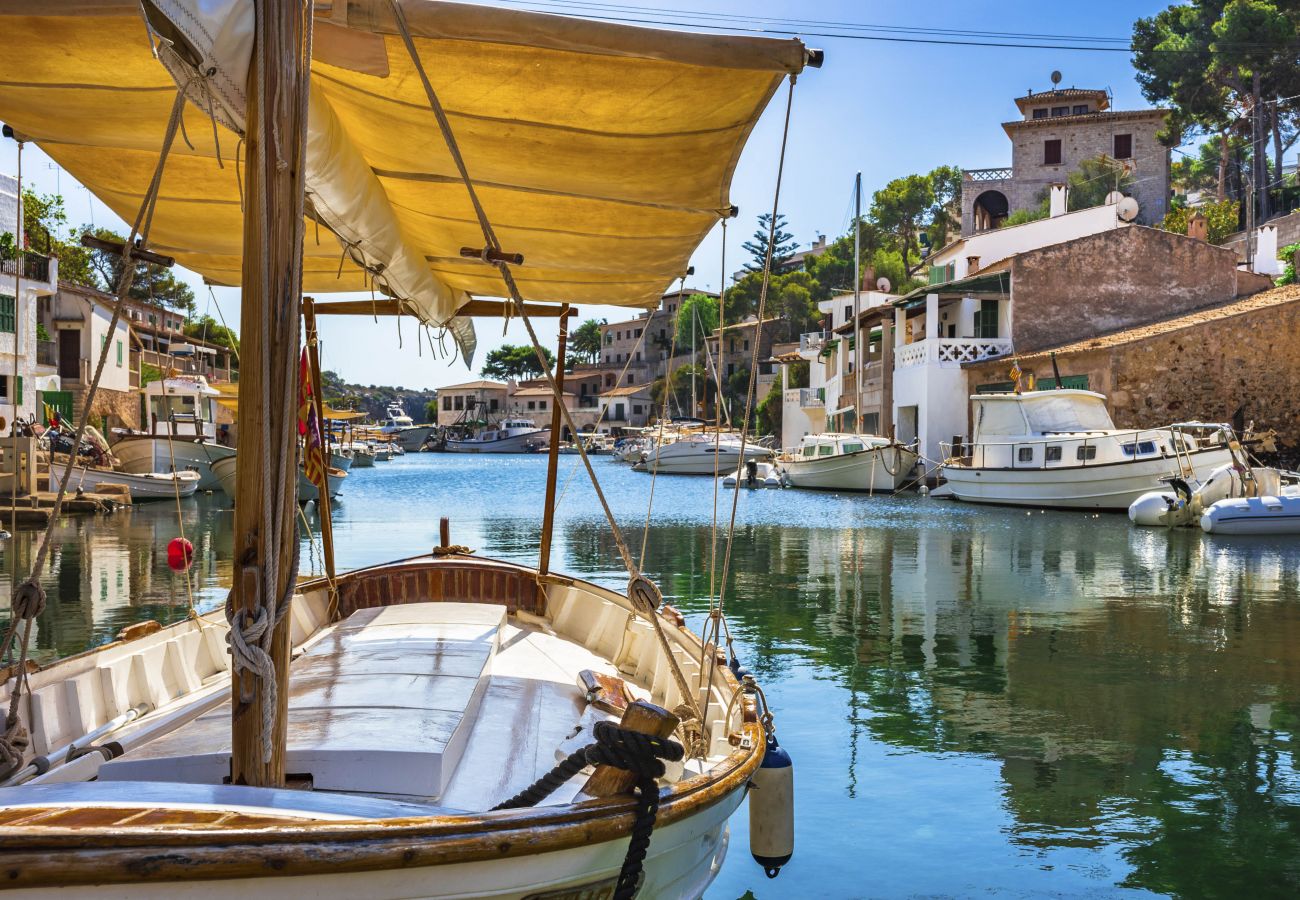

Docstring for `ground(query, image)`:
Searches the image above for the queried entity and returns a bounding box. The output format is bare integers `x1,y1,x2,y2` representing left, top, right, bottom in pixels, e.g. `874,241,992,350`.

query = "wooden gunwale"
0,557,763,887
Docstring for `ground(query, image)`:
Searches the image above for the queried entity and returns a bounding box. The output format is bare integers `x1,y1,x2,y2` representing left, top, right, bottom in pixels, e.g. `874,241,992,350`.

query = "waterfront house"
597,384,653,429
43,281,134,431
436,379,508,428
0,175,59,426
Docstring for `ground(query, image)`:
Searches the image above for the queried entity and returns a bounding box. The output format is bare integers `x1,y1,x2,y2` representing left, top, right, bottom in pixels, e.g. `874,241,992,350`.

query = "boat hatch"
101,603,504,799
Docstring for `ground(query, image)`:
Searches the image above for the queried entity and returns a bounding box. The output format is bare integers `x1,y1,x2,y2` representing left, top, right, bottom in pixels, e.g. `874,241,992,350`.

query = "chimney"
861,265,875,291
966,256,980,274
1049,183,1068,217
1186,210,1208,242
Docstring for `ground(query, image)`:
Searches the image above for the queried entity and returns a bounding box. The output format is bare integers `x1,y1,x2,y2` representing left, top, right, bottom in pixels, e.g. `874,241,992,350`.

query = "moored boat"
635,432,772,476
722,459,784,489
781,433,917,493
112,375,233,491
446,418,550,453
210,456,346,504
49,460,200,501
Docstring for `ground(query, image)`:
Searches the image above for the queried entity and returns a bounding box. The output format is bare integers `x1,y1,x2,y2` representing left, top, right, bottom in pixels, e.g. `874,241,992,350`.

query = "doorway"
58,329,81,381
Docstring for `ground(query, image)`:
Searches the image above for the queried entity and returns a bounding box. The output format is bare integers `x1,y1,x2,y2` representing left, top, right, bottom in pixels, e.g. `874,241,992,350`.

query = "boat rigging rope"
163,425,196,613
0,80,193,779
638,298,681,567
491,719,685,900
388,0,709,734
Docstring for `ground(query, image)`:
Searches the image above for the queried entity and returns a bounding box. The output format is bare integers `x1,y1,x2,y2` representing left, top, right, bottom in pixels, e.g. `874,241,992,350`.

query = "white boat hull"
446,430,550,453
941,447,1235,510
1201,494,1300,535
50,461,200,502
392,426,433,451
111,438,235,492
211,457,346,503
639,444,771,476
783,445,918,492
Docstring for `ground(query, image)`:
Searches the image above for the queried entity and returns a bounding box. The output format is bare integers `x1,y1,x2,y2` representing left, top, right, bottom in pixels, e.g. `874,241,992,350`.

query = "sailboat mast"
229,0,312,788
538,305,571,575
853,171,862,434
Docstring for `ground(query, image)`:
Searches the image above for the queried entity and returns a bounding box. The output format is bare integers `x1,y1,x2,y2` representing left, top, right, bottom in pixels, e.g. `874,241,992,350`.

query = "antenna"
1050,70,1062,87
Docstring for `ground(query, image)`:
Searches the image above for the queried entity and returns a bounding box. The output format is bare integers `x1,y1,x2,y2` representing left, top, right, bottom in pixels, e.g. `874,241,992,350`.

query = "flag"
1009,360,1023,394
43,401,59,429
299,348,326,486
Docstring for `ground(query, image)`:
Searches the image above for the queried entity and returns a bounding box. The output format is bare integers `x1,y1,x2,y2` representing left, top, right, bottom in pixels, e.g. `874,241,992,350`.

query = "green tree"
1067,157,1136,211
674,293,718,351
1,190,96,286
570,318,603,366
1160,199,1242,243
869,173,934,278
86,226,195,313
183,315,239,352
424,399,440,422
741,212,797,271
480,343,556,380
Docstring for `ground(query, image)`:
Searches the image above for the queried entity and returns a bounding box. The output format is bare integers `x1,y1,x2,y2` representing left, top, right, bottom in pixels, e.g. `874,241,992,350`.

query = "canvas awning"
0,1,811,365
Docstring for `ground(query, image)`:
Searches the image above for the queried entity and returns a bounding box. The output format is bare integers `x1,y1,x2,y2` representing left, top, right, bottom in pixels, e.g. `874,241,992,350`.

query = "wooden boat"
111,376,233,491
210,456,346,504
0,0,815,894
446,419,551,453
48,459,200,502
780,433,917,493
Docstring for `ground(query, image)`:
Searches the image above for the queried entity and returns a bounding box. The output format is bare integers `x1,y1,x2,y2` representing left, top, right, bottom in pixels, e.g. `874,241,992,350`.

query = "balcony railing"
797,387,825,409
896,337,1014,369
799,331,827,353
963,167,1013,183
35,340,56,367
0,252,51,283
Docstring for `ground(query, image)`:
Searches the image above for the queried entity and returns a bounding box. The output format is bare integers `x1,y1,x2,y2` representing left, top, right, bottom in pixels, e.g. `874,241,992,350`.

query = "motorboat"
329,447,354,472
780,433,917,493
722,460,783,489
446,418,550,453
112,375,234,491
347,443,376,468
49,459,200,502
634,432,772,476
210,456,347,504
379,402,433,451
937,390,1236,510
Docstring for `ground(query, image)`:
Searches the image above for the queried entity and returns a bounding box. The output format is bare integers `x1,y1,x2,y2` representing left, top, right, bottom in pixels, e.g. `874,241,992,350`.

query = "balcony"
896,338,1014,369
798,331,828,353
796,387,825,409
1,252,53,289
963,167,1013,183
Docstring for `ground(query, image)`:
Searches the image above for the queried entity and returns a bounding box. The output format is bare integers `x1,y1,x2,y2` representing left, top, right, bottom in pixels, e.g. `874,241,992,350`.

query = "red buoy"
167,537,194,572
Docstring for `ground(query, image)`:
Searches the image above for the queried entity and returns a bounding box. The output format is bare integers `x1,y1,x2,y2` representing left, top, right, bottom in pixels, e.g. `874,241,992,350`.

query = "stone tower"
960,84,1170,236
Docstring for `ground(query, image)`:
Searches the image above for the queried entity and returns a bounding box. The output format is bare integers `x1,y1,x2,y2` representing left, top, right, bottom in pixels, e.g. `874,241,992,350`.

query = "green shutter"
16,375,22,405
116,340,123,366
0,295,14,334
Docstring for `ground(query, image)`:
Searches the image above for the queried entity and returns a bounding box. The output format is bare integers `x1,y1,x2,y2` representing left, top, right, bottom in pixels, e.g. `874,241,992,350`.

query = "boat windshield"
1024,395,1114,433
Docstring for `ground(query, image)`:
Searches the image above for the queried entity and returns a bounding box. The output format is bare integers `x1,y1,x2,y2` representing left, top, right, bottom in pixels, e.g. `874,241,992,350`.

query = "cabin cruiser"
111,375,234,491
379,402,433,452
446,418,550,453
634,432,772,476
937,389,1236,510
781,433,917,493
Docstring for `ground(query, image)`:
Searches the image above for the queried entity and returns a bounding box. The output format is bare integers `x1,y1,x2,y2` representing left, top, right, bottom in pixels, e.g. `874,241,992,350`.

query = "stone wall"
965,289,1300,449
1009,227,1272,354
86,387,140,432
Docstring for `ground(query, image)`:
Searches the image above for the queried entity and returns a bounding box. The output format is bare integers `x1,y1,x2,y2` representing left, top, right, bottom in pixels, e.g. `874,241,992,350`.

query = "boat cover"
0,1,808,364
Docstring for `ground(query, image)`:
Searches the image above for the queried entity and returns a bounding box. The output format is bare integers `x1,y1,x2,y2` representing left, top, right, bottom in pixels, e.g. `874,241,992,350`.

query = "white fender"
750,735,794,878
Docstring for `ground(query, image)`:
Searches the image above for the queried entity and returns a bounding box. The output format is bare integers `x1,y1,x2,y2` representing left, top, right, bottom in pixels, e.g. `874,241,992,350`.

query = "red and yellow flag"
299,348,326,487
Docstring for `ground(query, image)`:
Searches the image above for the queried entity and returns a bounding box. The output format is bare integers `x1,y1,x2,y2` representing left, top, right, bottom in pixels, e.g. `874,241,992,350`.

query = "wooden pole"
230,0,312,788
579,700,679,799
538,307,571,575
301,297,337,608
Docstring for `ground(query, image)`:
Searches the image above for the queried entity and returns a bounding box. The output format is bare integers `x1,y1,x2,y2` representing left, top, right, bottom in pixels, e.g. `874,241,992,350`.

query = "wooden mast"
538,305,572,575
301,297,338,607
230,0,312,787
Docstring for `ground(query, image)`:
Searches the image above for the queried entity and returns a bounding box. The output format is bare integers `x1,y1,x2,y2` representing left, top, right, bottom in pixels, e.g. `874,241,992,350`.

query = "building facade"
962,84,1170,235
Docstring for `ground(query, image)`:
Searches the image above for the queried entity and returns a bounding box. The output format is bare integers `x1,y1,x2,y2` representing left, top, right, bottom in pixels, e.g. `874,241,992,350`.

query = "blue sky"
0,0,1173,390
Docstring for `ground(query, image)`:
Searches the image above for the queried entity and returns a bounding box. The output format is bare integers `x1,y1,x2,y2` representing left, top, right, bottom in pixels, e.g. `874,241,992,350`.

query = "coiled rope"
491,720,684,900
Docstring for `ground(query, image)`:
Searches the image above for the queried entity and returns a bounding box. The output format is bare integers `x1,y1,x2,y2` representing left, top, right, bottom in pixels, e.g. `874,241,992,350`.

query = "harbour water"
2,453,1298,898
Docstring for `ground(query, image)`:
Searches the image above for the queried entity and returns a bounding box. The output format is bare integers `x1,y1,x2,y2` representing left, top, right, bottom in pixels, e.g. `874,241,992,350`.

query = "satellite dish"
1116,197,1140,222
1104,191,1124,206
1050,70,1062,86
876,276,891,293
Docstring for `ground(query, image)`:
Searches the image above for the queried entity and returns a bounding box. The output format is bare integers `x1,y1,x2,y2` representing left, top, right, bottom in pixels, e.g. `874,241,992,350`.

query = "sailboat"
0,2,815,895
779,173,918,493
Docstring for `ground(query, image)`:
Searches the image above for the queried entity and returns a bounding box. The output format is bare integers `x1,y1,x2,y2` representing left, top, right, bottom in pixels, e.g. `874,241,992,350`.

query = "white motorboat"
780,433,917,493
347,443,376,468
379,402,434,451
635,432,772,476
112,375,233,491
329,448,354,472
446,418,550,453
210,456,347,504
938,390,1236,510
50,460,200,502
722,460,783,489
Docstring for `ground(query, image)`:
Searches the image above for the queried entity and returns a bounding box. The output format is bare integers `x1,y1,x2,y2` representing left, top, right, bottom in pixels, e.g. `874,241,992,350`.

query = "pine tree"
741,213,797,271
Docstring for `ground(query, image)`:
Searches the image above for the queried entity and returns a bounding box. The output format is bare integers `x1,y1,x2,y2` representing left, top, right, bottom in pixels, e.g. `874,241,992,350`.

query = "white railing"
895,337,1013,369
799,331,827,353
798,388,824,409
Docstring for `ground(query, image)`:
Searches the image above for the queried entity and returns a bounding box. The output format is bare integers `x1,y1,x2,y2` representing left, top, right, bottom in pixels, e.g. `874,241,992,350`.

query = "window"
727,363,735,377
635,329,642,338
1018,447,1034,463
454,396,464,410
1044,139,1062,165
633,404,643,414
802,446,816,458
743,340,750,352
818,445,833,456
1121,440,1157,457
0,295,13,333
1072,104,1088,115
605,374,614,387
539,400,547,410
974,299,999,339
844,305,852,321
626,373,634,384
0,375,20,404
1051,105,1068,117
443,396,451,410
527,401,536,411
1113,133,1132,160
635,352,641,361
1076,445,1097,461
489,398,499,412
1045,445,1062,462
116,340,123,367
605,335,612,345
842,443,864,454
729,339,736,353
1032,108,1048,120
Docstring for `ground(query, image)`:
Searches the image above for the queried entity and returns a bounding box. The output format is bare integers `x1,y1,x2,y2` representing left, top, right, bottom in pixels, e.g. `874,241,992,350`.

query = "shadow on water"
2,453,1297,897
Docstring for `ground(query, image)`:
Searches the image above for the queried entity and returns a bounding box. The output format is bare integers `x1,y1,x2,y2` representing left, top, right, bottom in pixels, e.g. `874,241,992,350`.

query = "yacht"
781,433,917,493
634,432,772,476
937,389,1236,509
445,418,550,453
379,402,433,451
111,375,234,491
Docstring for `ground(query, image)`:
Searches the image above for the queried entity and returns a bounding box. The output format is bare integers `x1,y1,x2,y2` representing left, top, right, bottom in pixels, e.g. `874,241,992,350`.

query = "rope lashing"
10,582,46,624
492,720,684,900
431,544,473,557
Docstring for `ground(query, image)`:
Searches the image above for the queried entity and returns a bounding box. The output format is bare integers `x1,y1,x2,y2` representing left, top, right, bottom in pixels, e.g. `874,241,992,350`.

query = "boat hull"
1201,494,1300,535
783,445,918,492
392,426,433,451
639,444,771,476
111,437,235,492
940,447,1235,510
210,457,346,503
446,430,550,453
49,461,200,502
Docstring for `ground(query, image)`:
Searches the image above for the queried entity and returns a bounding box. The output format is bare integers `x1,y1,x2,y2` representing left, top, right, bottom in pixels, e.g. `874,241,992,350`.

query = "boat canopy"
973,390,1115,438
0,0,810,364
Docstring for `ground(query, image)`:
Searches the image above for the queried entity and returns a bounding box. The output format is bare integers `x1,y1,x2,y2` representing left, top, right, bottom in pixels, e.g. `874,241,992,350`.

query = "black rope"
492,721,684,899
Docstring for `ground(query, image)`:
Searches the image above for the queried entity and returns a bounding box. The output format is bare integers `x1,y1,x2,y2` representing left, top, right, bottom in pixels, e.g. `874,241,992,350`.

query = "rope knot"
11,581,46,621
626,574,661,617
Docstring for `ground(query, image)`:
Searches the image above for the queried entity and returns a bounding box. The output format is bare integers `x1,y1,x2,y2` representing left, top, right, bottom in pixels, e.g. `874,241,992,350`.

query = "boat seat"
101,602,504,799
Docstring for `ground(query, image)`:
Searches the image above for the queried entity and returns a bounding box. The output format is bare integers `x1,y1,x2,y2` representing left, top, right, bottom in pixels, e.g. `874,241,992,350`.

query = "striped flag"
299,348,326,486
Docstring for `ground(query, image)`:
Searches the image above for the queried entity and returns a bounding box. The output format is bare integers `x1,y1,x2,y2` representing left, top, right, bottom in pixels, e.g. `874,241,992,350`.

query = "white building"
0,181,59,424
